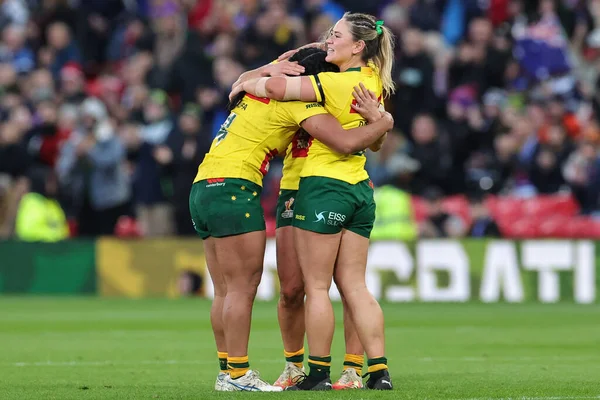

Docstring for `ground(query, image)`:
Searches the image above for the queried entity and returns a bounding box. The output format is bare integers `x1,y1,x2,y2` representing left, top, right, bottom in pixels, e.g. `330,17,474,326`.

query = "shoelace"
250,371,272,387
291,371,308,386
338,370,356,384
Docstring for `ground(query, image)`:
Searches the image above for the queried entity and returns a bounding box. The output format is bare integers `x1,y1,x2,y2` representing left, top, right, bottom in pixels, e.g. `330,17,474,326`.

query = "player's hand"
229,83,244,102
277,42,325,61
277,48,299,62
351,83,381,124
266,60,305,76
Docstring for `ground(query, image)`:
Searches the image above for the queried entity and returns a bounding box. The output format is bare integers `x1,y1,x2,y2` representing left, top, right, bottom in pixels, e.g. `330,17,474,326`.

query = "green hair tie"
375,20,384,35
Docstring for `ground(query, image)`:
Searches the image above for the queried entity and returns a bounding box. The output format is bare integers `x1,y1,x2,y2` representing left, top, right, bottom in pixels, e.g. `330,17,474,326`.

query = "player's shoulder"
317,68,373,87
280,99,324,112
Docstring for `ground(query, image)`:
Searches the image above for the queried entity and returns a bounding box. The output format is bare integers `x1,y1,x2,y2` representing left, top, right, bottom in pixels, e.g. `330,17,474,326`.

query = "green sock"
308,355,331,379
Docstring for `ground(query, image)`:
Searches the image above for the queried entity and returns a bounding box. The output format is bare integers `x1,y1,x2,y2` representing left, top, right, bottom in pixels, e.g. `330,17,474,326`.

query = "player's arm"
231,76,318,102
301,112,393,155
350,83,388,153
366,106,388,153
231,61,305,89
277,42,326,62
369,132,387,152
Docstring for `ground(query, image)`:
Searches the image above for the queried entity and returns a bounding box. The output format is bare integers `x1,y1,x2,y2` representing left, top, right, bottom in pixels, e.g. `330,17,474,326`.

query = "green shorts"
276,189,298,228
292,177,375,238
189,178,265,239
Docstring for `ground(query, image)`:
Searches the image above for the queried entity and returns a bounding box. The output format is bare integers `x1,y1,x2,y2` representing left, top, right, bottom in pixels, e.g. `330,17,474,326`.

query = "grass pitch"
1,298,599,399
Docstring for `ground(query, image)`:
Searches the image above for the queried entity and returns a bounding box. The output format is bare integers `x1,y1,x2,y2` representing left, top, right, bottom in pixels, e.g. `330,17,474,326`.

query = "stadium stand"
1,0,600,240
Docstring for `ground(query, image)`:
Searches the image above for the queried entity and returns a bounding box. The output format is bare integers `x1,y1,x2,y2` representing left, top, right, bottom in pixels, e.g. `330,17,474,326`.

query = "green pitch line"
0,298,599,399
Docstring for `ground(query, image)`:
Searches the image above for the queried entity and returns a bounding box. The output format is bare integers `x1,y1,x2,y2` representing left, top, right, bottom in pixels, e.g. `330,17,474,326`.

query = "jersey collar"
345,66,372,74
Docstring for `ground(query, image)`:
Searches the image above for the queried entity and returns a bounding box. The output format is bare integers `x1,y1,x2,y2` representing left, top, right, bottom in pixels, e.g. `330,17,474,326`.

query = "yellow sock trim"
343,353,364,373
284,347,304,368
367,363,388,374
309,359,331,367
284,347,304,358
228,356,250,379
217,351,228,373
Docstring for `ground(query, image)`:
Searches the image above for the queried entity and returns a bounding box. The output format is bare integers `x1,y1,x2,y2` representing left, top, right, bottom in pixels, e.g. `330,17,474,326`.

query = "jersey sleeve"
308,72,351,118
277,100,328,127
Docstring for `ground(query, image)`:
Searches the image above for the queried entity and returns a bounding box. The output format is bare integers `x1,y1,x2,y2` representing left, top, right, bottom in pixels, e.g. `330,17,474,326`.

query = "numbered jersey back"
194,94,328,187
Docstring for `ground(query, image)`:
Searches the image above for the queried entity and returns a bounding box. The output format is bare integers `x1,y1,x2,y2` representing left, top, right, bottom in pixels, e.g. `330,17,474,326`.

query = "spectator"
45,21,81,79
409,114,453,195
25,68,55,104
56,97,130,236
150,1,185,71
419,187,467,238
393,28,436,135
370,152,420,242
24,100,65,168
15,167,68,242
0,24,35,74
0,121,30,238
76,0,126,69
59,62,86,108
0,0,599,240
563,130,600,214
367,129,405,187
130,89,175,236
163,103,212,236
468,194,502,237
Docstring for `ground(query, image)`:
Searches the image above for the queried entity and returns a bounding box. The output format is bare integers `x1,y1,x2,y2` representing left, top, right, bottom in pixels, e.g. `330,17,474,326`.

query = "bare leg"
213,230,266,357
334,230,385,358
340,293,364,357
276,226,305,353
204,238,227,353
294,227,341,357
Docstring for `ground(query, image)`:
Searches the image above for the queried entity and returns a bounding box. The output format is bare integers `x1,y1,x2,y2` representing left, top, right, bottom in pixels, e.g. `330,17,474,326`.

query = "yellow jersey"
303,66,383,184
280,128,311,191
194,94,328,186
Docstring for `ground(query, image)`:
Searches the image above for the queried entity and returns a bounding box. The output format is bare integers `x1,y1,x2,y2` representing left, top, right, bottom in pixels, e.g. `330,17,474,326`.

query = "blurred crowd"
1,0,600,241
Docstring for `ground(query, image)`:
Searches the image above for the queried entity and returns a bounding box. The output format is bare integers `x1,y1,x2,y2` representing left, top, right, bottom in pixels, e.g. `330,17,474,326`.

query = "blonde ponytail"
372,25,395,98
343,12,396,98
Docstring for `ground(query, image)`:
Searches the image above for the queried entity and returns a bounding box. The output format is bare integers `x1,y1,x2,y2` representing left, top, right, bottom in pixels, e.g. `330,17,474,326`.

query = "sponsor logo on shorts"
295,214,305,221
281,197,295,219
314,211,346,226
305,103,322,109
206,178,226,188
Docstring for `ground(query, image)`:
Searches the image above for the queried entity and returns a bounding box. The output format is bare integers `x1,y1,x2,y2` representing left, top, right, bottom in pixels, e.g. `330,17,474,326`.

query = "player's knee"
213,284,227,297
279,284,304,308
336,280,367,302
229,264,263,287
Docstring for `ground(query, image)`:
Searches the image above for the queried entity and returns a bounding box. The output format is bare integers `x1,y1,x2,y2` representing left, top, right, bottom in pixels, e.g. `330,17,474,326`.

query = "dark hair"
228,48,339,112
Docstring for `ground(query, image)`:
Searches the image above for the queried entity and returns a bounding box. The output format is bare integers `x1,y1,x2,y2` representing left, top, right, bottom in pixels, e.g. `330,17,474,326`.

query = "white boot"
332,368,364,390
273,362,306,389
214,372,232,391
